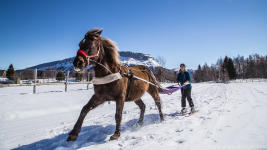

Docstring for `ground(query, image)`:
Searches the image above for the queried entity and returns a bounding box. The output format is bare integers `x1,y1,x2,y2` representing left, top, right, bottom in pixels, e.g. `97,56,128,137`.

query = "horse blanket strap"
92,72,122,85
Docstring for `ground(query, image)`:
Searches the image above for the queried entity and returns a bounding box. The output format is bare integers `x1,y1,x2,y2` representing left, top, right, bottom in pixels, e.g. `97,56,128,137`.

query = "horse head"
73,28,103,72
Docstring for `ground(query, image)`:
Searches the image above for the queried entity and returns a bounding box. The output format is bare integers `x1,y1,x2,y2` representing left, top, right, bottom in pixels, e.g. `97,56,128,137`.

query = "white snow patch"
0,82,267,150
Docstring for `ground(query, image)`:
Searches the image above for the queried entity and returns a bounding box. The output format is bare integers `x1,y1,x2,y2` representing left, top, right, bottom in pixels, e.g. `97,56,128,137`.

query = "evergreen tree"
6,64,15,80
222,56,237,80
39,71,45,79
222,57,230,82
56,71,65,81
75,72,83,81
226,58,237,79
222,57,228,76
193,65,202,83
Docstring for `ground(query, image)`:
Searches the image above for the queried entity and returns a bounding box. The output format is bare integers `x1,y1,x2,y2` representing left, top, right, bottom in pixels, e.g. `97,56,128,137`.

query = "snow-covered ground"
0,82,267,150
0,77,8,82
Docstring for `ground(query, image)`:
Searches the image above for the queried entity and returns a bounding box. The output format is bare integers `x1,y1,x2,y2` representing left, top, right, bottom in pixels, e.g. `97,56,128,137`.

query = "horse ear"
94,28,103,36
87,28,103,37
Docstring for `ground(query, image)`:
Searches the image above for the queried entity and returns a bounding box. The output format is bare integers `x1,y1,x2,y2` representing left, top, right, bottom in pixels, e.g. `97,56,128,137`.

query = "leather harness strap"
119,65,134,101
124,69,133,101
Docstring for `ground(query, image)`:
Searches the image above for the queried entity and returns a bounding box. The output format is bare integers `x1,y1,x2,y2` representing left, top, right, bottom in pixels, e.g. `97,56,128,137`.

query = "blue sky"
0,0,266,70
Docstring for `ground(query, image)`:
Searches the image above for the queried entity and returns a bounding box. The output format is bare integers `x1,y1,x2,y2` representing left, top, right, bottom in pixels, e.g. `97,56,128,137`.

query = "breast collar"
92,72,122,85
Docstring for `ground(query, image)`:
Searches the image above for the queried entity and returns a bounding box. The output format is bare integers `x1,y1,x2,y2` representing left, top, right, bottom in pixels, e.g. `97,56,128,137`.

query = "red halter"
77,37,101,64
77,49,99,59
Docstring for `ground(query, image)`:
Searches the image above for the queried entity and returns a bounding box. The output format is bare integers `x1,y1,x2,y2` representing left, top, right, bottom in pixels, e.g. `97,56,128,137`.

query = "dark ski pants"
181,88,194,108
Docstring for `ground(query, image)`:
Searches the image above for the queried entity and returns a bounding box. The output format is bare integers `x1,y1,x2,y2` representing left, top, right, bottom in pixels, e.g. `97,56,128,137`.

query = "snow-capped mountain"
119,51,160,68
27,51,161,71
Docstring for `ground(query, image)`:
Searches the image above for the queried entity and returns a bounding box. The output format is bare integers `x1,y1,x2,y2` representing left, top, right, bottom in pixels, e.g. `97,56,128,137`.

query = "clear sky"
0,0,266,70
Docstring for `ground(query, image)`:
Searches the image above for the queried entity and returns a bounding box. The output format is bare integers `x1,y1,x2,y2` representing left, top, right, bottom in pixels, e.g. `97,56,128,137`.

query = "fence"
0,69,92,93
230,78,267,83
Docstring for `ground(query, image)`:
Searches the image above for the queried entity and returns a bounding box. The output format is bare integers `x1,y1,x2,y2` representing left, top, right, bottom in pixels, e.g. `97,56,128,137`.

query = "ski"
185,110,199,117
176,110,199,118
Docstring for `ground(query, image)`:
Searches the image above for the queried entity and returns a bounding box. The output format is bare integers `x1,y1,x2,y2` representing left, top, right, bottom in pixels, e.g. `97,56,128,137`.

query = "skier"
177,63,196,114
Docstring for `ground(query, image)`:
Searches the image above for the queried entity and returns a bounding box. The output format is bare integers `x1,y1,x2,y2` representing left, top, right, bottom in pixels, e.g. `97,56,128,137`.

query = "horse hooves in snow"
66,134,78,141
109,133,120,140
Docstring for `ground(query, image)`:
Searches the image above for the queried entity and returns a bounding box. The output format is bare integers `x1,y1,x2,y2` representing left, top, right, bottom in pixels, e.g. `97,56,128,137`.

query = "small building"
0,70,6,77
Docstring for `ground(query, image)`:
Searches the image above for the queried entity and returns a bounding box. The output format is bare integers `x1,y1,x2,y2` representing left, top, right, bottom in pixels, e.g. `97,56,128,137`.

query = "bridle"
76,37,102,65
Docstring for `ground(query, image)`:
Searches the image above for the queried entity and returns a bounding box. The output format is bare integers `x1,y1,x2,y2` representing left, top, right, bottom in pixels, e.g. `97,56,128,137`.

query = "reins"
89,59,113,74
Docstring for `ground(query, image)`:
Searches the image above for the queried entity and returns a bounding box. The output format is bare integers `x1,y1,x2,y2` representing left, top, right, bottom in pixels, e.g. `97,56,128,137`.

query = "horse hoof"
67,134,78,142
137,121,143,126
110,133,120,140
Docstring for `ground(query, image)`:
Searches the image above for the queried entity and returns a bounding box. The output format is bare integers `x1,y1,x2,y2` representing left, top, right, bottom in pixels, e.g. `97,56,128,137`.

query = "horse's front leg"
67,95,104,141
110,98,125,140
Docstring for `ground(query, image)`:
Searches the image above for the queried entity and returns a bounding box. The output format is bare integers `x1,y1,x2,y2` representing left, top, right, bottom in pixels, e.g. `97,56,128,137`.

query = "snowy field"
0,82,267,150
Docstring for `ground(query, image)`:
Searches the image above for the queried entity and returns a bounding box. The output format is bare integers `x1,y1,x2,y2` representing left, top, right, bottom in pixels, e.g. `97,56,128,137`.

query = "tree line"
2,64,93,83
2,53,266,84
193,54,267,83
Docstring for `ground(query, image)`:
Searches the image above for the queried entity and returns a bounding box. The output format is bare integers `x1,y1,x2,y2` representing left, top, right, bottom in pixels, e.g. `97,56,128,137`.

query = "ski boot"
190,107,197,114
180,107,187,115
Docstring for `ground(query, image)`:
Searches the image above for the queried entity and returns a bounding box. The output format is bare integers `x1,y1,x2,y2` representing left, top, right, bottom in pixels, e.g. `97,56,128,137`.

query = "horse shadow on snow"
13,114,161,150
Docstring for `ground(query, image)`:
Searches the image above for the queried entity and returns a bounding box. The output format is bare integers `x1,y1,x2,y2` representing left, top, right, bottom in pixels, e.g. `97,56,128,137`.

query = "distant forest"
193,53,267,83
2,53,266,84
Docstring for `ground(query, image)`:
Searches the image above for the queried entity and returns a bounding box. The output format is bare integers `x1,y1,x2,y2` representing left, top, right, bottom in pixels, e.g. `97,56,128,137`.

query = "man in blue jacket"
177,63,195,114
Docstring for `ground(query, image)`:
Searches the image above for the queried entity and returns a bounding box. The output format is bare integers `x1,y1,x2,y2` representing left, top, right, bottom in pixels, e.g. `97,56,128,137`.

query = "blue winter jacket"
176,71,192,89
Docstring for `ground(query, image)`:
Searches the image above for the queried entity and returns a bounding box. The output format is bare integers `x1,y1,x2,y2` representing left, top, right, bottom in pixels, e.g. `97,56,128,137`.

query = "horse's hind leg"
154,95,164,121
148,88,164,121
135,99,146,125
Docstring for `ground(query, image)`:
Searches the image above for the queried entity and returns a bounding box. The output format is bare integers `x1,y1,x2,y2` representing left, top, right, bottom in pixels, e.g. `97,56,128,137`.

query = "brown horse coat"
67,29,163,141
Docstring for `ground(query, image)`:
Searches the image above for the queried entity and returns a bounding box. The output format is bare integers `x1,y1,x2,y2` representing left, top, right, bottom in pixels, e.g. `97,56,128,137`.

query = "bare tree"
156,56,166,67
22,69,35,80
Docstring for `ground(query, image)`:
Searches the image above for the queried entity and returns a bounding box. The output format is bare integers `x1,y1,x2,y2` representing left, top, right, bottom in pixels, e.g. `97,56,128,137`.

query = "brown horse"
67,28,164,141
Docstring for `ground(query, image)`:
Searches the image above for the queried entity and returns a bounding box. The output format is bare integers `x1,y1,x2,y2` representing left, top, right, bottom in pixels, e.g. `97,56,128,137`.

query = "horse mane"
101,38,121,67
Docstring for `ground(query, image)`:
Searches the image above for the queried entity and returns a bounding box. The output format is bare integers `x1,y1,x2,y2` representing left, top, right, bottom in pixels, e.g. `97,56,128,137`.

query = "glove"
184,81,189,85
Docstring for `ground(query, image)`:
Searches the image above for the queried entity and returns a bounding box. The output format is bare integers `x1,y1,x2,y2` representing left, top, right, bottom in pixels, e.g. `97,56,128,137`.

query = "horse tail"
145,67,164,92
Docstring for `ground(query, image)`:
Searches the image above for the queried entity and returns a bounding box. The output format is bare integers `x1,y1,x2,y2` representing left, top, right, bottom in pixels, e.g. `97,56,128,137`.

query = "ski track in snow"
0,82,267,150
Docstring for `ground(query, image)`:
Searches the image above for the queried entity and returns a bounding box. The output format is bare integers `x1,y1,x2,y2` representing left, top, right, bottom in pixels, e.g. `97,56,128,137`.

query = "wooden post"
87,72,90,90
65,71,69,92
33,69,37,94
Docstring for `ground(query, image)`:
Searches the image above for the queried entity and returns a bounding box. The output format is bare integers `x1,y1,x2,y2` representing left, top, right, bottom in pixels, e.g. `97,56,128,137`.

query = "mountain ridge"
27,51,161,72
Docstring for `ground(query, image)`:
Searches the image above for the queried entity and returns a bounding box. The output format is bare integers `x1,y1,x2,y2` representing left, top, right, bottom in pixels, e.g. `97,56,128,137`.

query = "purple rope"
160,84,188,95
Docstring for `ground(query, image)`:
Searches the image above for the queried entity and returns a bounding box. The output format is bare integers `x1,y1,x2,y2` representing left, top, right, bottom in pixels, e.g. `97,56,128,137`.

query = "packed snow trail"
0,82,267,150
